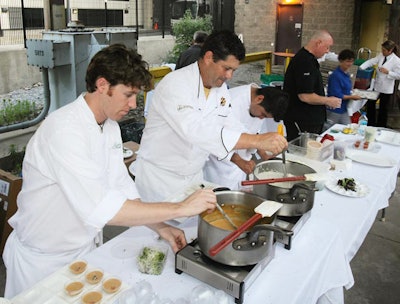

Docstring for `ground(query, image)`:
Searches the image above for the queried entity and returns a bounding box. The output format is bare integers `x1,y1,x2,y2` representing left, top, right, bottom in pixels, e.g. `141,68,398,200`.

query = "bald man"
283,30,341,141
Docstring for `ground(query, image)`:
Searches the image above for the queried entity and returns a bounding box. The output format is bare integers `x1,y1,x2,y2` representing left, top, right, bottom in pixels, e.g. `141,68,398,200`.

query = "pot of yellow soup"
198,190,292,266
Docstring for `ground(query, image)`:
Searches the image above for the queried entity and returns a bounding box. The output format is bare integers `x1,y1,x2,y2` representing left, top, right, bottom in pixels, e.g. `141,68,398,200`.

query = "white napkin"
347,98,367,116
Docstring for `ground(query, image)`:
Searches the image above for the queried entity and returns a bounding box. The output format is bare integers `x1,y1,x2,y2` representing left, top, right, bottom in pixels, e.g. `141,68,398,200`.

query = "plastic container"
137,245,168,275
260,74,284,86
358,112,368,136
288,133,334,161
354,67,374,90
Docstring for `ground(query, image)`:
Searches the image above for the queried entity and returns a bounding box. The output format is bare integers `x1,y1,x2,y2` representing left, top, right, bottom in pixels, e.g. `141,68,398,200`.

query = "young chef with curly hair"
3,44,217,298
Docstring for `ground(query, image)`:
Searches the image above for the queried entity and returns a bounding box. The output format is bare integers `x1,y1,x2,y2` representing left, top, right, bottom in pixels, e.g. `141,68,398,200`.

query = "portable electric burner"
274,210,312,249
175,239,275,304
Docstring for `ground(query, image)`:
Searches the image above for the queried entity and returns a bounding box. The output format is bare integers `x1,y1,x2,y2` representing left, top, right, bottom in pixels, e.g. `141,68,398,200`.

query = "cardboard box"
0,169,21,255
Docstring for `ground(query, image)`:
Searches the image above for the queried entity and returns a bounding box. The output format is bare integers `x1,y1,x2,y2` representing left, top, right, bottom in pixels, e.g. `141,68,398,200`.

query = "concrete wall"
0,46,42,95
0,35,175,95
137,35,175,66
234,0,355,55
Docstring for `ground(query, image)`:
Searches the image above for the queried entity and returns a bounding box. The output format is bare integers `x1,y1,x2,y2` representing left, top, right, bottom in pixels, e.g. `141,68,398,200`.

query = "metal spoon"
215,203,238,230
200,184,237,229
277,124,288,177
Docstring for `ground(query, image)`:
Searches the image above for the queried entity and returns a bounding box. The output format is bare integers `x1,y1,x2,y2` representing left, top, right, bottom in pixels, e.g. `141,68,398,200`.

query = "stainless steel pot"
252,160,316,216
198,190,292,266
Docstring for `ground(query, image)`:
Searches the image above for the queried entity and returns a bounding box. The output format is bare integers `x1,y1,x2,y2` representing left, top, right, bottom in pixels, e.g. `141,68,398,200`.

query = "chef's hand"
326,96,341,109
379,67,388,74
231,153,256,174
157,224,187,253
180,189,216,217
257,132,288,155
258,149,276,161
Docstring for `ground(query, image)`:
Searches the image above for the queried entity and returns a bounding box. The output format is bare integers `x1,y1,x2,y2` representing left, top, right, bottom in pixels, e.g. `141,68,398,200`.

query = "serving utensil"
200,184,238,229
240,172,327,186
208,200,283,257
215,203,238,229
277,124,287,177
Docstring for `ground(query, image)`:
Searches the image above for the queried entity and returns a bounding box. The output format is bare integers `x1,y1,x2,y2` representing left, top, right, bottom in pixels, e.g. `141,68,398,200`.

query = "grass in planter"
0,99,40,126
0,144,26,177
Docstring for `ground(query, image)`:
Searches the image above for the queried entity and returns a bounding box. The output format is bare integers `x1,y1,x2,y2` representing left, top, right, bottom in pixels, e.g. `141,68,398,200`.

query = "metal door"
275,4,303,65
212,0,235,32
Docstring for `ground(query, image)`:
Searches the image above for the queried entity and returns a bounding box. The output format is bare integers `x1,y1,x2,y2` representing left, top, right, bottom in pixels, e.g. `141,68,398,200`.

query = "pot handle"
232,224,293,251
212,187,231,192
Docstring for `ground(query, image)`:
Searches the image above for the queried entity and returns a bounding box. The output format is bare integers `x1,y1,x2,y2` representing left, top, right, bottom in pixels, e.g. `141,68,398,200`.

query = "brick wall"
235,0,355,56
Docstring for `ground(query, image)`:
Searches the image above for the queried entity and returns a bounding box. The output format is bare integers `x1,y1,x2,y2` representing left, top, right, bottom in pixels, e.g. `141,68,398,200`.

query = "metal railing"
145,51,273,107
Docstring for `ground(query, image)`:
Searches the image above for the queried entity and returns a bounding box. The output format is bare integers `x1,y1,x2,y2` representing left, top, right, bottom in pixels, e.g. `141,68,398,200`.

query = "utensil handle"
241,176,306,186
208,213,262,257
215,203,237,229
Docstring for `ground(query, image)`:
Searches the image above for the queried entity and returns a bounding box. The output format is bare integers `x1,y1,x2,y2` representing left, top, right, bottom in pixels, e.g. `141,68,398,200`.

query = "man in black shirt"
283,30,341,141
175,31,208,69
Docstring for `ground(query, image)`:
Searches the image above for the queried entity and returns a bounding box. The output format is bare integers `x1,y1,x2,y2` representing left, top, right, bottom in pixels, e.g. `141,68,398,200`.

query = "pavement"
1,62,399,303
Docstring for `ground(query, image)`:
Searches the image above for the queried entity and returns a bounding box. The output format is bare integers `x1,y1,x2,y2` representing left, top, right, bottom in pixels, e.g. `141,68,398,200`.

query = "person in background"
2,44,217,298
134,30,287,202
283,30,342,141
325,49,362,127
203,85,289,190
359,40,400,127
175,31,209,69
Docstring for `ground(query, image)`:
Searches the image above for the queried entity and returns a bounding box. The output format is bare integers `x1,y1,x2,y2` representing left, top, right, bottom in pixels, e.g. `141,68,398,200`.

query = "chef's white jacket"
360,53,400,94
203,84,264,190
3,94,139,298
134,63,244,201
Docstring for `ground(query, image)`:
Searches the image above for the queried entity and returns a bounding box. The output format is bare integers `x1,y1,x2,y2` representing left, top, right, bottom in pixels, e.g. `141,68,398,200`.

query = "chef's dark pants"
366,93,390,128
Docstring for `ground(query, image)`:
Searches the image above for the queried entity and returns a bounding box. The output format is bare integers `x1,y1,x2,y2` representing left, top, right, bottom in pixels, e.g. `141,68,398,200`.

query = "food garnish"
137,246,167,275
85,270,103,284
337,178,356,192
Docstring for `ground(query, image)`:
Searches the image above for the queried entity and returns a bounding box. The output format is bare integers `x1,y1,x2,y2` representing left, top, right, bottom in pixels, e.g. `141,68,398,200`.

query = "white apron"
3,231,95,298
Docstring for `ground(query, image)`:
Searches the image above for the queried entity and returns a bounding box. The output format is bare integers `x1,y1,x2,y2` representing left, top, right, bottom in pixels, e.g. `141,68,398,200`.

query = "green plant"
165,10,213,63
3,144,26,176
0,99,40,127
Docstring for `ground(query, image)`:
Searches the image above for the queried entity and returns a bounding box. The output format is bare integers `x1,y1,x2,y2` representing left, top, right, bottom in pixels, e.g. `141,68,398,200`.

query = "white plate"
346,140,381,153
346,150,397,167
352,89,380,100
325,177,369,197
123,148,133,159
376,130,400,146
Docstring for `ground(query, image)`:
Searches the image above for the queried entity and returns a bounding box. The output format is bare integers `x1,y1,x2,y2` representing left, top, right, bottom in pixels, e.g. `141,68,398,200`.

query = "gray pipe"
0,68,50,134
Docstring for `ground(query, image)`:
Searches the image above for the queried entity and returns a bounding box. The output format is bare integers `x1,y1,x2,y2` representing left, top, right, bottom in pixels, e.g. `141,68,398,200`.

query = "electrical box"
26,39,71,68
0,169,21,255
26,29,137,113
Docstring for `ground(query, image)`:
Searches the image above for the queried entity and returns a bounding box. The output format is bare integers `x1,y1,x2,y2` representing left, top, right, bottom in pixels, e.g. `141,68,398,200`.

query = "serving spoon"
277,123,288,177
200,184,238,230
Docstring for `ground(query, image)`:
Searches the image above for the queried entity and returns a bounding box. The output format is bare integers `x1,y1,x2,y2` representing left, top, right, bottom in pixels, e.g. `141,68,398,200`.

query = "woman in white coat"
359,40,400,127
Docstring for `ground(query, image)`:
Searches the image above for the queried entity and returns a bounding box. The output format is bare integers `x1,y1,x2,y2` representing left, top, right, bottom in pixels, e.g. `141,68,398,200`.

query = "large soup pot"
198,190,292,266
252,160,316,217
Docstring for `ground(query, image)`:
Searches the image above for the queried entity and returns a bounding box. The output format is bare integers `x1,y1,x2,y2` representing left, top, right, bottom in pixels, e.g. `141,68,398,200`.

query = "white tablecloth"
84,215,353,304
12,125,400,304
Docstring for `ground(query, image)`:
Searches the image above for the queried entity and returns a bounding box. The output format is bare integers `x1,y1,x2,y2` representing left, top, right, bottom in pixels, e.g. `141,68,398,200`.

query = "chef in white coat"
134,30,288,202
3,44,217,298
203,84,289,190
359,40,400,127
